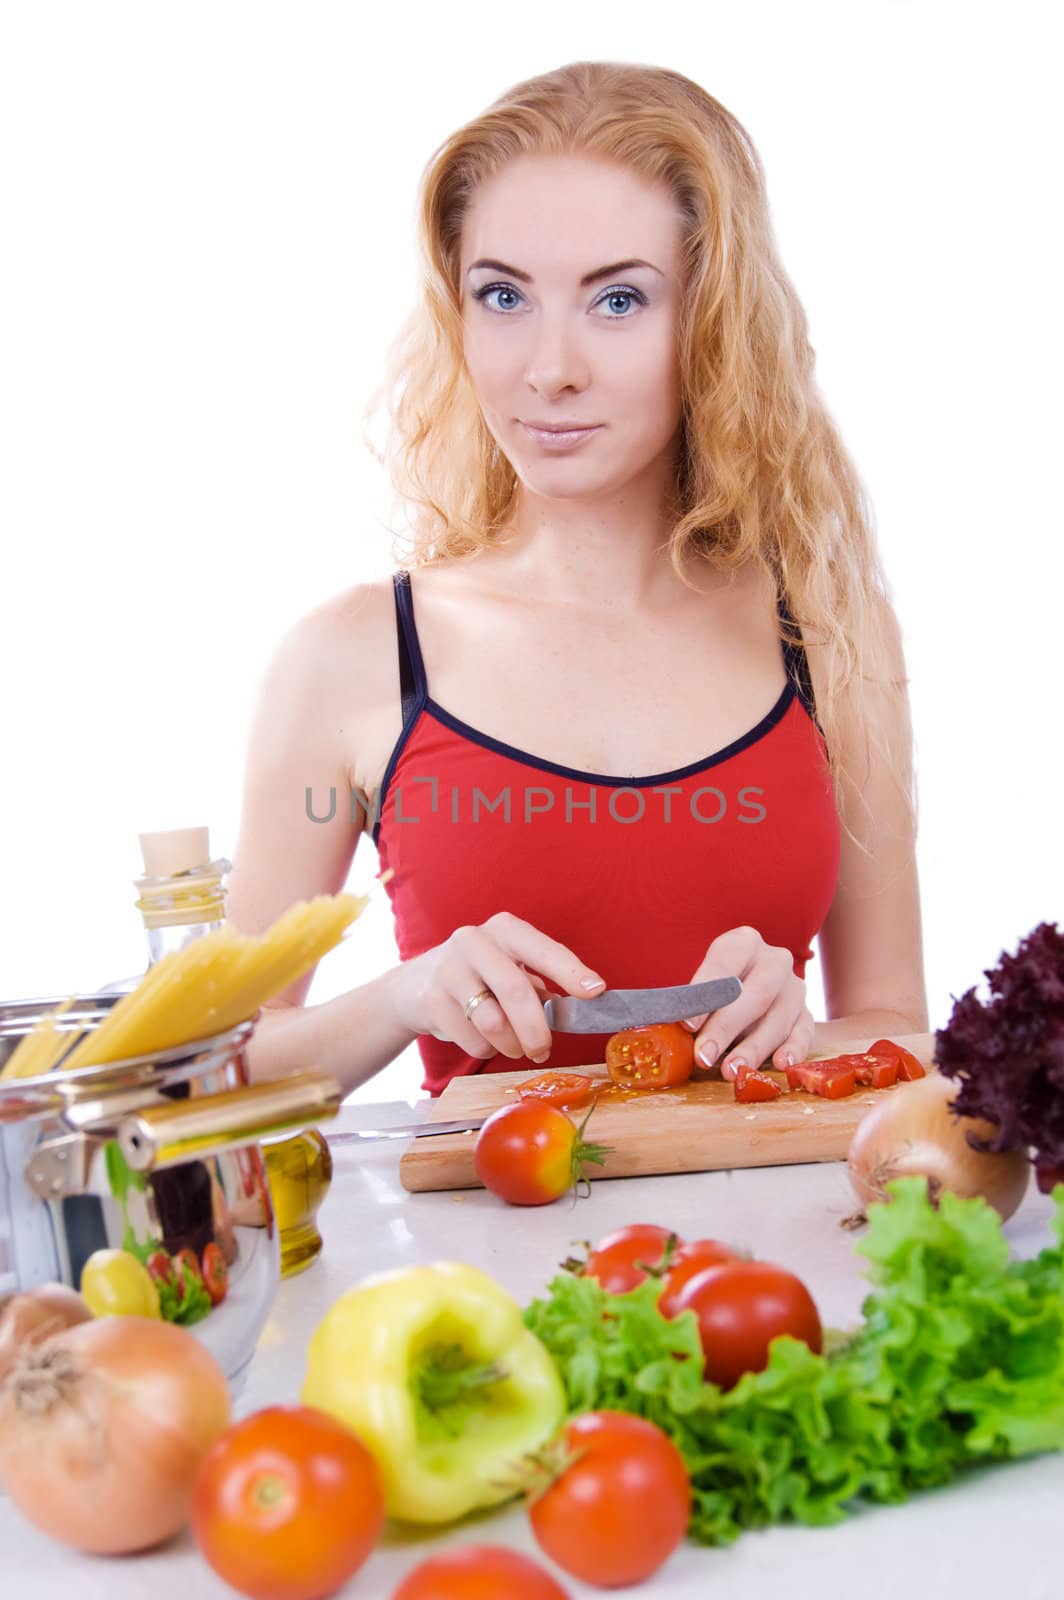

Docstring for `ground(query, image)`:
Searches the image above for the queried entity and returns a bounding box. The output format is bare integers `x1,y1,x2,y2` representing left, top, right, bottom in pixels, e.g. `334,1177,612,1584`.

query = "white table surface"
3,1099,1063,1600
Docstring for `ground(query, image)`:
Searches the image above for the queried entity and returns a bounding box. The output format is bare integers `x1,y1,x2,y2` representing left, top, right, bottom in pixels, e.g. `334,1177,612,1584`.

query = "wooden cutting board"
399,1031,937,1193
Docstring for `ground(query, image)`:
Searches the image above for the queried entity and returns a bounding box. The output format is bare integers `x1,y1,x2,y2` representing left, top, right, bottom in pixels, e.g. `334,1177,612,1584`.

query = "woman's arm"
811,593,930,1050
225,590,417,1094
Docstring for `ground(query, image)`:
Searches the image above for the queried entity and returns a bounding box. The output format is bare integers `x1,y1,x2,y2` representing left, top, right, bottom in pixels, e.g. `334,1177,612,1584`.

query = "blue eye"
471,283,647,319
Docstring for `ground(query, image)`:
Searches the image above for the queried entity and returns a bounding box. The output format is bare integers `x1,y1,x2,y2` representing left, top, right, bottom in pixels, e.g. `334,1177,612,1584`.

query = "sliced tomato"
785,1061,857,1098
734,1065,782,1103
867,1037,926,1080
605,1023,694,1090
851,1055,898,1089
518,1071,596,1109
806,1051,899,1089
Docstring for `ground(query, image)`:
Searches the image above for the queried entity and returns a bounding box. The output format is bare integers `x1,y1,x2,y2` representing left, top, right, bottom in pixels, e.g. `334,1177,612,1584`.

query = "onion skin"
0,1285,92,1385
0,1314,231,1553
847,1073,1031,1222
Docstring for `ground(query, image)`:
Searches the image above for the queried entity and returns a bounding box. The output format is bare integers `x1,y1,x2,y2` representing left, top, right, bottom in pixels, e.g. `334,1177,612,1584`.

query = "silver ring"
463,988,496,1022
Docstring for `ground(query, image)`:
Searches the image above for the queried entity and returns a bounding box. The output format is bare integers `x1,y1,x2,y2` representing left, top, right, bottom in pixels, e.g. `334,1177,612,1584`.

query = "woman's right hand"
387,912,607,1065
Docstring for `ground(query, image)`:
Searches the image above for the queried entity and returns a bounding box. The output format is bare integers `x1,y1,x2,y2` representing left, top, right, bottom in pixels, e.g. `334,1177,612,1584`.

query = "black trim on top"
372,571,428,846
374,568,822,844
777,590,822,735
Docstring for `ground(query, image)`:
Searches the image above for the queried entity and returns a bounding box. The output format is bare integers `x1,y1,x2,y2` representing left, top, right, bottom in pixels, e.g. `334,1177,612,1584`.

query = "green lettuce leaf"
523,1177,1064,1546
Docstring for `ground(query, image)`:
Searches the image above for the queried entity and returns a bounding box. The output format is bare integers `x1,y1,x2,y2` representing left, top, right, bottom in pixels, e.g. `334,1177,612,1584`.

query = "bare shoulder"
276,576,401,705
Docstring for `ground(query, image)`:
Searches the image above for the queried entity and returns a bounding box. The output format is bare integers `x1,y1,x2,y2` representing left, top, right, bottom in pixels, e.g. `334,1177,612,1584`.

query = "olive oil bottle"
130,827,332,1277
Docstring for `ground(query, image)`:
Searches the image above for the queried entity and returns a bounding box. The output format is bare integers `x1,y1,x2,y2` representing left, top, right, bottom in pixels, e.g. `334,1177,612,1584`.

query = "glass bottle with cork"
129,827,333,1278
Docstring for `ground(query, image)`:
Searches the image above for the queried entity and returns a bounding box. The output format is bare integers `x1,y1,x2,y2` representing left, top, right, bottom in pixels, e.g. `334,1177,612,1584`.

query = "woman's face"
459,154,685,499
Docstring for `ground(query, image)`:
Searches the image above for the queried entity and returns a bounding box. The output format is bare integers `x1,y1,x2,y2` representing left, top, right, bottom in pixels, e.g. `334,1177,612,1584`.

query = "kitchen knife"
542,976,741,1033
327,1116,489,1146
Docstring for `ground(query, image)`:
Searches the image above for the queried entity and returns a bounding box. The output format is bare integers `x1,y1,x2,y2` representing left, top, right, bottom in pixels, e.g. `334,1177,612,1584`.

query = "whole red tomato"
392,1545,570,1599
605,1022,694,1089
671,1260,823,1389
201,1241,228,1306
474,1101,608,1206
191,1404,384,1600
656,1238,739,1318
528,1410,690,1587
583,1223,680,1293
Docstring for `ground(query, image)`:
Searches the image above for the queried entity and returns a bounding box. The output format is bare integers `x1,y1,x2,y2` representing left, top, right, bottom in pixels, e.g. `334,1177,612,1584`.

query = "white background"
1,2,1060,1105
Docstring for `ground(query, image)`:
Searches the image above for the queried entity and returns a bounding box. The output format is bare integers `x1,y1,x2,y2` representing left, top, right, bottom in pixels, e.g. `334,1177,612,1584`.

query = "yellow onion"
0,1285,91,1385
0,1314,231,1553
847,1073,1030,1221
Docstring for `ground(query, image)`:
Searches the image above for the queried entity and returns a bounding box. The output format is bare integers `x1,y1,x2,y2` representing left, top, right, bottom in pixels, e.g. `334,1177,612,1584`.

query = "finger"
468,937,560,1062
718,1000,812,1081
766,1014,817,1072
484,912,606,997
691,941,798,1072
431,960,514,1059
680,927,764,1036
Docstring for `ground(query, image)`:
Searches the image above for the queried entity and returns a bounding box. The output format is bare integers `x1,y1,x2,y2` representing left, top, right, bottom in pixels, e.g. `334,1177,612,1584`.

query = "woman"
227,60,928,1098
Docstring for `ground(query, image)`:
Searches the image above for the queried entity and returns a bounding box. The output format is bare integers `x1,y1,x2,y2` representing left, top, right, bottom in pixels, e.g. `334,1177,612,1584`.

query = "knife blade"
542,976,741,1033
327,1116,489,1146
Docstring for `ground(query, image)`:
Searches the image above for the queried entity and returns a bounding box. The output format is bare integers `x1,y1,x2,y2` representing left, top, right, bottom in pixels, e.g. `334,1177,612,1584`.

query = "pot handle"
117,1072,343,1172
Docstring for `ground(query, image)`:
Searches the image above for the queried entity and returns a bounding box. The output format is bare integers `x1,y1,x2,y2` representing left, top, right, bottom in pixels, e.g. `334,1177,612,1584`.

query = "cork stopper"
138,827,211,879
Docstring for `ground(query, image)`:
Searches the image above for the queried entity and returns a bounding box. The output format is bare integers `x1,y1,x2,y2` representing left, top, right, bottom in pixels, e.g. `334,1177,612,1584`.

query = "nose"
522,317,591,396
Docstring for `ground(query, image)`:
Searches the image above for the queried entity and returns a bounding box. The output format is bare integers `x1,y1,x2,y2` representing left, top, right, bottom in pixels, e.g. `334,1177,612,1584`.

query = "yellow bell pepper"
300,1259,565,1524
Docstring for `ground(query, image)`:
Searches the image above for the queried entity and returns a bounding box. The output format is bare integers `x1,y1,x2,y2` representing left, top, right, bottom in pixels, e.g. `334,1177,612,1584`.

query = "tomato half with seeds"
583,1223,680,1293
517,1071,596,1110
191,1404,384,1600
474,1101,608,1206
867,1037,926,1080
605,1022,695,1089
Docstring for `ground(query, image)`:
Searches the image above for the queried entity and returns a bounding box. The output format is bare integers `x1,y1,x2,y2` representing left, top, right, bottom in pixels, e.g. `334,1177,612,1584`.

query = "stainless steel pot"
0,994,342,1393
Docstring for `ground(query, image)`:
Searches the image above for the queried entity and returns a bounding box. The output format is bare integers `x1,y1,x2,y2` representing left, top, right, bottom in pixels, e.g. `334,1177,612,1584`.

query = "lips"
520,422,602,448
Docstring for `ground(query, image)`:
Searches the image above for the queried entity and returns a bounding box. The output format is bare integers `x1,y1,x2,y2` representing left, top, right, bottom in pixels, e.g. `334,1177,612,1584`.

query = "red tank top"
372,571,841,1095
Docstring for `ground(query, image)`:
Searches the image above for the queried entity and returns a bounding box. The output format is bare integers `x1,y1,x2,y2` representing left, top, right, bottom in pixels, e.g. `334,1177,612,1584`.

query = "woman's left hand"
681,926,815,1081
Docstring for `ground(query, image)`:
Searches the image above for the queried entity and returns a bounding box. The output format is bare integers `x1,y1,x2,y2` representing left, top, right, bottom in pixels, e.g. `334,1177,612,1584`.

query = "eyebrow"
466,258,663,286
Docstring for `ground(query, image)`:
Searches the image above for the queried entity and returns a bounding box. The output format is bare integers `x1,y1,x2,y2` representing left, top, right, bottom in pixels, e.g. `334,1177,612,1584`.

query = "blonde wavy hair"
361,60,917,863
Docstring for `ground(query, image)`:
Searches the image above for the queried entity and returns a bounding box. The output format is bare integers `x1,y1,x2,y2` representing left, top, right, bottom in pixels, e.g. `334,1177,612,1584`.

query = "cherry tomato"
867,1037,926,1080
201,1241,228,1306
474,1101,606,1206
191,1403,384,1600
517,1071,596,1110
583,1223,680,1294
528,1410,690,1587
605,1022,695,1089
657,1238,739,1319
672,1260,823,1389
785,1060,857,1098
173,1246,204,1299
145,1249,176,1289
392,1545,570,1599
734,1064,783,1102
